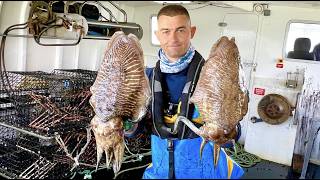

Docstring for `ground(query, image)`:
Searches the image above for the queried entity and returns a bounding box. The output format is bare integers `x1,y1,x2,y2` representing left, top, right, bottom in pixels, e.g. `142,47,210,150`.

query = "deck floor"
242,160,320,179
242,160,290,179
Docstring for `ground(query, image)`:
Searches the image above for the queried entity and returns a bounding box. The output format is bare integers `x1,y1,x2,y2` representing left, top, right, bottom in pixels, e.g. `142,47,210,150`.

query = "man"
141,4,244,179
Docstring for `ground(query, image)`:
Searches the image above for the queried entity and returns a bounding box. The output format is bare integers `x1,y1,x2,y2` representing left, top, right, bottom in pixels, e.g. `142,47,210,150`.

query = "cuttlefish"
187,36,248,166
89,31,151,174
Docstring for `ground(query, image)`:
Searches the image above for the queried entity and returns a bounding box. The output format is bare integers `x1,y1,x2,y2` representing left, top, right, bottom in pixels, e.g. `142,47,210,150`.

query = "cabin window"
284,21,320,61
151,15,160,46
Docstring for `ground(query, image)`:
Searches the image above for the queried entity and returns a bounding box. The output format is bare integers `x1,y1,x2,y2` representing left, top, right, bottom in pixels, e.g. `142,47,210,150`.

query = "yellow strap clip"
164,102,204,124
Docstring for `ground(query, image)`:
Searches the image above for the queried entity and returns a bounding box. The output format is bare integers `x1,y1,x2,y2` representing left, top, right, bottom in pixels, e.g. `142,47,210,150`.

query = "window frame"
283,19,320,63
150,14,160,47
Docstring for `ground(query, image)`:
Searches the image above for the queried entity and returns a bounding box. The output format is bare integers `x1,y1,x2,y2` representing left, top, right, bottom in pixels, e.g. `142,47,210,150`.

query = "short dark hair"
157,4,190,21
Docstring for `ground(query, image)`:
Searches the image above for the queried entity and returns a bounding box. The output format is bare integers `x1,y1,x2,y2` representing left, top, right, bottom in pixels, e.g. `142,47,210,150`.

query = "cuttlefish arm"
200,137,207,160
200,138,221,168
91,116,124,173
213,143,221,168
173,116,221,167
173,116,239,168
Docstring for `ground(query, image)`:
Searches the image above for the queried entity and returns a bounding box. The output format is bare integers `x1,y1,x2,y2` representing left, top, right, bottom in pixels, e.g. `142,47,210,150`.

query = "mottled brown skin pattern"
89,31,150,174
190,36,248,166
89,31,150,121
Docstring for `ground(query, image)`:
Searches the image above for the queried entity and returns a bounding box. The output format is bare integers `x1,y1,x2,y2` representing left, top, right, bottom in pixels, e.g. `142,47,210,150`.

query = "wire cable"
0,22,29,105
113,163,150,179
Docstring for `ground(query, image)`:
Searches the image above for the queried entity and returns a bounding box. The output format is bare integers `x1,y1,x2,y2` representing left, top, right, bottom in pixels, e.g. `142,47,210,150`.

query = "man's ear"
190,26,196,39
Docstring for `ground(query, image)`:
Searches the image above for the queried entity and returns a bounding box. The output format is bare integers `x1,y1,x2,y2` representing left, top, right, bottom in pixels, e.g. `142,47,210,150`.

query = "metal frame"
0,122,57,140
0,33,114,40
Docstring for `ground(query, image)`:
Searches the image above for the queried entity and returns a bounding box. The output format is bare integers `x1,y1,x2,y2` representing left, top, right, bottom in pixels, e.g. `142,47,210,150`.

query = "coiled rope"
225,143,261,168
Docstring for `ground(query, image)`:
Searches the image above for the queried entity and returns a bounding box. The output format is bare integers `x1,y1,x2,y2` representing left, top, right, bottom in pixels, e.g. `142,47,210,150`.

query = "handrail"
95,1,118,23
79,1,118,23
87,20,140,29
107,1,127,22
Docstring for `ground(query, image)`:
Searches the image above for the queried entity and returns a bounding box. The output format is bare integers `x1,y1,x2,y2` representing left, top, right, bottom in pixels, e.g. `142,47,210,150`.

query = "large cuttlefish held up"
89,31,151,174
173,36,248,167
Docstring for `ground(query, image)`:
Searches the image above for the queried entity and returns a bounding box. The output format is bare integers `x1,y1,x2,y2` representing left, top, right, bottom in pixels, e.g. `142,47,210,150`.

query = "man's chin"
166,53,184,61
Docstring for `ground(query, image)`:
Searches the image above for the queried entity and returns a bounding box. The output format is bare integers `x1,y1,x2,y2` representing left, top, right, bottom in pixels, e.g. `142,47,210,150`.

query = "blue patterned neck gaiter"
158,44,195,73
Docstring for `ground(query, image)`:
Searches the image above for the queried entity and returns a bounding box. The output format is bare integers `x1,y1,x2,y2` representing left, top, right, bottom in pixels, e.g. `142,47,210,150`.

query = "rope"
71,169,94,179
224,143,261,168
113,163,150,179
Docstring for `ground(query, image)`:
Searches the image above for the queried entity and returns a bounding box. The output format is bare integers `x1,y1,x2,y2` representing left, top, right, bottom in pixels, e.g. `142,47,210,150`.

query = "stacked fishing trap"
0,69,151,179
0,69,96,179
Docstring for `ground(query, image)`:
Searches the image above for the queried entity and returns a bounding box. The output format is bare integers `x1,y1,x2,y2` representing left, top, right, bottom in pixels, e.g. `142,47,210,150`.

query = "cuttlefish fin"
200,136,208,160
213,143,221,168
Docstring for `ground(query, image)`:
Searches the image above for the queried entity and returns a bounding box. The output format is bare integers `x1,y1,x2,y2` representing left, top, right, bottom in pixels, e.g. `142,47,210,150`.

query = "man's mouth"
169,45,181,48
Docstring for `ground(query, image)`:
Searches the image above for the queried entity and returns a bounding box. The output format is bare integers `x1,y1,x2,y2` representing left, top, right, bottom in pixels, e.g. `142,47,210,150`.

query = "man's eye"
162,31,169,34
178,29,185,33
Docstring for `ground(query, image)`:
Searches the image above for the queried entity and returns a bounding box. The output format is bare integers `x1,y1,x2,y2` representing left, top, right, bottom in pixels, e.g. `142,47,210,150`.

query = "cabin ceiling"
114,1,320,9
264,1,320,8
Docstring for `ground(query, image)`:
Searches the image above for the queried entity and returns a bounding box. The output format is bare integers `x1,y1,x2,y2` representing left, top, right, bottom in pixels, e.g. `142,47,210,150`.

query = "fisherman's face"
156,15,196,62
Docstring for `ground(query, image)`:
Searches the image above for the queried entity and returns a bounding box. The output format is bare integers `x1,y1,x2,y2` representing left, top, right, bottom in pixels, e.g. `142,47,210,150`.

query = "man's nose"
169,31,179,41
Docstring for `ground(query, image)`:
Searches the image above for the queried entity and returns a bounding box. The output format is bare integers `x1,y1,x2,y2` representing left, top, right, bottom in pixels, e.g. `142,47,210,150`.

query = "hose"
224,142,261,168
